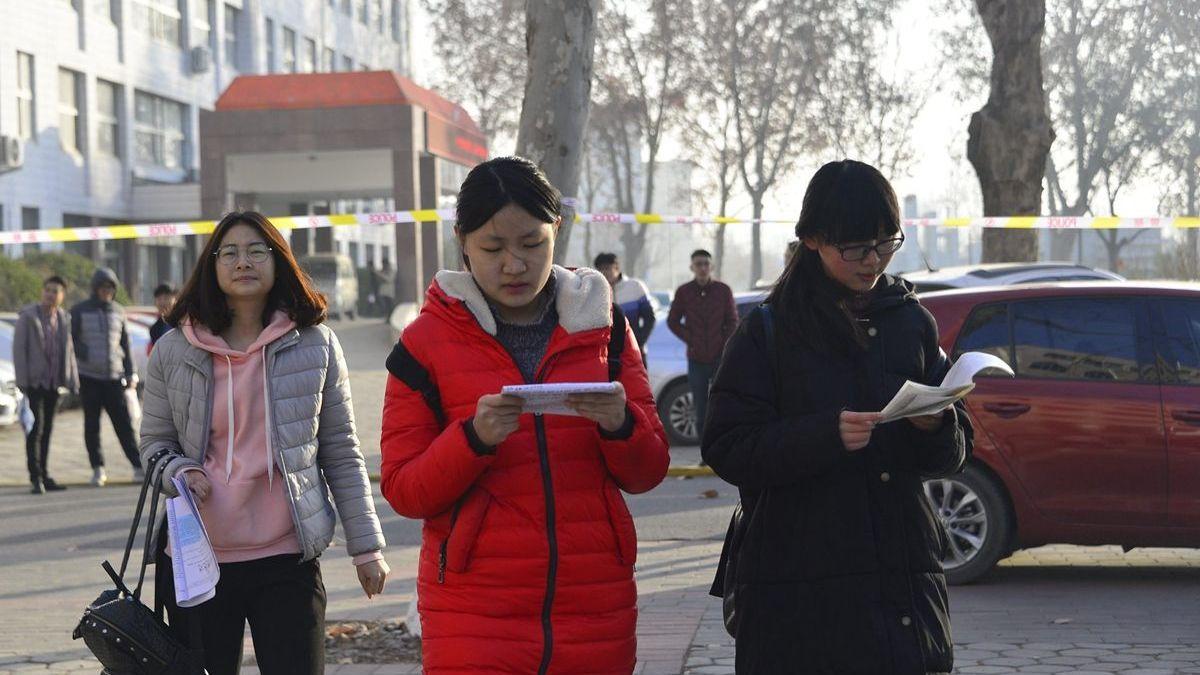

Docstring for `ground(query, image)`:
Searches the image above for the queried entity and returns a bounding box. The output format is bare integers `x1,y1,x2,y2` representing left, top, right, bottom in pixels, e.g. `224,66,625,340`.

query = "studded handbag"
72,450,205,674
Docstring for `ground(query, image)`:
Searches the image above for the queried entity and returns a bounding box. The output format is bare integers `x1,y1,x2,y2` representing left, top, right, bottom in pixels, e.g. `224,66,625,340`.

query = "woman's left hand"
907,412,947,433
357,558,390,599
568,382,629,433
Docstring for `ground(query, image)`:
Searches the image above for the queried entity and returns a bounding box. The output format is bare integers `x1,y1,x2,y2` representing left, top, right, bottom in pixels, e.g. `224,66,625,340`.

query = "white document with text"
500,382,621,416
879,352,1014,424
167,475,220,607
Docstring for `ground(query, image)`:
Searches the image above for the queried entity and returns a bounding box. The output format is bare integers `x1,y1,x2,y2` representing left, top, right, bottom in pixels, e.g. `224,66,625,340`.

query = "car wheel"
923,464,1013,585
657,379,698,446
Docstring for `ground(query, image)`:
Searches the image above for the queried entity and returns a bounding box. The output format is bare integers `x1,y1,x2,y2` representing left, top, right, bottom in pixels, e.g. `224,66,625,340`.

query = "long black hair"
455,157,561,269
765,159,901,354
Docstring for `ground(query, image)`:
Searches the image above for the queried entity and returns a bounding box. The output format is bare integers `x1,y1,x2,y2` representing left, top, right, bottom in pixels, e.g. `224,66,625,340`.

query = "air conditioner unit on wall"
191,46,212,74
0,136,23,172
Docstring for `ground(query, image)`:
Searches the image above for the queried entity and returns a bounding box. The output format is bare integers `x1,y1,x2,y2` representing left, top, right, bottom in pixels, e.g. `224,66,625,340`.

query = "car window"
1158,299,1200,386
952,303,1012,367
1012,298,1143,382
303,259,337,278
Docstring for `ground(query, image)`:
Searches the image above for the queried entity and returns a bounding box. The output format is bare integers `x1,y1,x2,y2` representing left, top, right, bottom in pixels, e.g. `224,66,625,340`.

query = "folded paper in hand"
879,352,1014,424
501,382,620,416
167,475,219,607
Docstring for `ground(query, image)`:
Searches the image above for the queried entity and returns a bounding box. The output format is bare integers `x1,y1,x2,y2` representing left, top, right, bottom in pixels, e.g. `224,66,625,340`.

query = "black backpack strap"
386,339,447,428
608,303,627,381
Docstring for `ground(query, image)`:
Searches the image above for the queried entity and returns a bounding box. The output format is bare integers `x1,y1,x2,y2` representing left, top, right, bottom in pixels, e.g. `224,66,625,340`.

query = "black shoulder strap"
386,339,447,428
608,303,628,382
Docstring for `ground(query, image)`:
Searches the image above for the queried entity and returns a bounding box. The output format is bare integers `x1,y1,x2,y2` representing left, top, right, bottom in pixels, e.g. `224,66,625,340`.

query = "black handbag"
73,451,206,674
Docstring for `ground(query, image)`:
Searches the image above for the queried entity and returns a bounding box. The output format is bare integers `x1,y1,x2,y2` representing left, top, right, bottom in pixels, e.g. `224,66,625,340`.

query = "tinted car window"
952,303,1012,366
1159,299,1200,385
1012,298,1142,382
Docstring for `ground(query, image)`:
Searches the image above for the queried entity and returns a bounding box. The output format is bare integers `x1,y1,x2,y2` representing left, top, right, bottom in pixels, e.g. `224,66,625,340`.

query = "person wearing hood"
140,211,389,675
702,160,973,674
71,266,141,486
380,157,670,673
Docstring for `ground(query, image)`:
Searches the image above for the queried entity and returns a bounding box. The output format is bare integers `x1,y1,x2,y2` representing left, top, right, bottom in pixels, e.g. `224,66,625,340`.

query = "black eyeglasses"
833,235,905,262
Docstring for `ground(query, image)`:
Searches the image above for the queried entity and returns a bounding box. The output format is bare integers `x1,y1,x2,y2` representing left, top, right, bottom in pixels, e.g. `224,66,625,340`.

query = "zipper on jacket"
263,334,309,561
533,414,556,675
437,497,466,584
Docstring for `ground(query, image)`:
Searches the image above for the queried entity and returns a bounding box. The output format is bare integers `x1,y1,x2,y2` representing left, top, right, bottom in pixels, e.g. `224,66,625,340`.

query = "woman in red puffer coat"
380,156,670,674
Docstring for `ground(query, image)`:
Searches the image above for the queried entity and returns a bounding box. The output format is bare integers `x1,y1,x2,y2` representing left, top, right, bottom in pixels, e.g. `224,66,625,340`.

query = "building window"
191,0,213,49
134,91,186,169
356,0,367,24
282,27,296,73
374,0,384,32
264,17,276,73
22,207,39,231
391,0,402,41
302,38,316,73
342,55,354,71
96,80,121,157
16,52,35,140
132,0,183,46
223,3,240,67
342,0,352,15
58,69,84,154
323,47,336,72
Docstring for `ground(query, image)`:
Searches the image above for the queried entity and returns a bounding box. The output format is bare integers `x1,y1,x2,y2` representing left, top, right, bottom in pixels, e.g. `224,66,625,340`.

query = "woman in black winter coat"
702,159,973,675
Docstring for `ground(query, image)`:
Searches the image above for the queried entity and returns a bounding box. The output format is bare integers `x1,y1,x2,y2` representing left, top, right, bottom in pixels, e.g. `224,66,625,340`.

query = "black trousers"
156,551,327,675
79,376,140,469
24,388,59,482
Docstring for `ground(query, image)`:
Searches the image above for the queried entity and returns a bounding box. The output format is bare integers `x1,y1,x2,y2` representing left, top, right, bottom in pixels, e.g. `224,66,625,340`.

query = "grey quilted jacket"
139,324,385,561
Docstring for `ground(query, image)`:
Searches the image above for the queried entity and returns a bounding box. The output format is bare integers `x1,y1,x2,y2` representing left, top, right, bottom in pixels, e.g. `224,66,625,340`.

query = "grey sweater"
490,276,558,382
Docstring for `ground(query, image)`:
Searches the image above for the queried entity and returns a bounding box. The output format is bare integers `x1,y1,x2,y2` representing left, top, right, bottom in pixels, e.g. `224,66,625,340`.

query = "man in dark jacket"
594,252,656,360
149,283,176,348
667,249,737,440
71,267,142,486
703,275,972,674
14,276,79,493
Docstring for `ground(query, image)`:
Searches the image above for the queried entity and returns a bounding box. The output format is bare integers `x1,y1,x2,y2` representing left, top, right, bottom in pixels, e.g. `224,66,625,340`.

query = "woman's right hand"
839,411,882,451
183,470,212,504
471,394,525,446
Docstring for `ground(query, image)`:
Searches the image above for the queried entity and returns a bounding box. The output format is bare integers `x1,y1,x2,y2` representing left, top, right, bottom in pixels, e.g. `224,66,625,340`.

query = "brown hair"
167,211,327,333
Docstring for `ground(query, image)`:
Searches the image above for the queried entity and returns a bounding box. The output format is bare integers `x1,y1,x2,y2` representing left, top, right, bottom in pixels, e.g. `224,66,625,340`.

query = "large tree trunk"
750,194,764,285
967,0,1055,263
515,0,598,264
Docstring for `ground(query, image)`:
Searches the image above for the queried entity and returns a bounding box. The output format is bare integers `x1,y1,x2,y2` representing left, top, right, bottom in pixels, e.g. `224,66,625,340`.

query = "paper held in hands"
501,382,621,416
879,351,1014,424
166,475,220,607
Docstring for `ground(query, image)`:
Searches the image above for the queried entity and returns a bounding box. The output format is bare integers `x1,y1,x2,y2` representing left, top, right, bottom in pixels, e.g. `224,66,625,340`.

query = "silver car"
300,254,359,321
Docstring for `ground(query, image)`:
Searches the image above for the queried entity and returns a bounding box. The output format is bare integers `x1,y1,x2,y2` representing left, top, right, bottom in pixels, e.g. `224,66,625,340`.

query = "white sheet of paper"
500,382,620,416
167,475,220,607
879,351,1014,423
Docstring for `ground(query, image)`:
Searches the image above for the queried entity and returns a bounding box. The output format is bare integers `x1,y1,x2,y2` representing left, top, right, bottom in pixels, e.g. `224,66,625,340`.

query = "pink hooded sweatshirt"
180,311,301,563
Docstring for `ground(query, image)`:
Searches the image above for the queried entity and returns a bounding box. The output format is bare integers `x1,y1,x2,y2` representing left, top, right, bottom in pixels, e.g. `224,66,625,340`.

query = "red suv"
921,282,1200,584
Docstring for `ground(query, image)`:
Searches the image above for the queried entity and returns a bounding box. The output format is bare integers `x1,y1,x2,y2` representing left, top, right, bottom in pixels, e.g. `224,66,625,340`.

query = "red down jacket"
381,266,670,674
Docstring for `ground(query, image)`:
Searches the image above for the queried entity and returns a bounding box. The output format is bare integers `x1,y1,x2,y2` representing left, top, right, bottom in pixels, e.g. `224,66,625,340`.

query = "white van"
300,254,359,320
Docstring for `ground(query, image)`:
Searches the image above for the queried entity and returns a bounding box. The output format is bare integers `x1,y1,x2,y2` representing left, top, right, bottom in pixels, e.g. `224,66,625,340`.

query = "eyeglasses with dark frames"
833,234,905,262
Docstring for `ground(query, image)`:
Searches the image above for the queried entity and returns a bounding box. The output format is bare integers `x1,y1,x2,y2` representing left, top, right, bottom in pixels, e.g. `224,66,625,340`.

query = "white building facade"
0,0,411,301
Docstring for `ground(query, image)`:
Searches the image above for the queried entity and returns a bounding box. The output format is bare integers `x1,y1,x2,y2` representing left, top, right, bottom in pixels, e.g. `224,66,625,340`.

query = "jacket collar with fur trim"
429,265,613,337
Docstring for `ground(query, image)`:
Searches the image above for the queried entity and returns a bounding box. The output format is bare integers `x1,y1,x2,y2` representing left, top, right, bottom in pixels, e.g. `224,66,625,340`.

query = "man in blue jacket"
594,252,656,361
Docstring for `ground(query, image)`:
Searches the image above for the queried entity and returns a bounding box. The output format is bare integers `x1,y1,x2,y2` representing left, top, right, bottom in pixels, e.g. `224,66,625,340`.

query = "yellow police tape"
1,211,1197,245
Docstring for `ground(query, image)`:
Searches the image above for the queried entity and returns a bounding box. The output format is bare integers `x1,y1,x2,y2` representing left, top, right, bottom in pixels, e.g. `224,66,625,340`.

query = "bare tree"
583,0,694,274
966,0,1055,262
420,0,526,143
515,0,599,263
1153,0,1200,278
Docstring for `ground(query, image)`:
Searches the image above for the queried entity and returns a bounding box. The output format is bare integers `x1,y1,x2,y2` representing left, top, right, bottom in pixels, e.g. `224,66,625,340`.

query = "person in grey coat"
14,275,79,493
70,266,141,486
141,211,388,675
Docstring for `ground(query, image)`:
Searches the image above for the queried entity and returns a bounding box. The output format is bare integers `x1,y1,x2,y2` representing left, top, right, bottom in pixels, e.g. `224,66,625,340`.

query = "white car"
0,323,24,426
899,262,1123,293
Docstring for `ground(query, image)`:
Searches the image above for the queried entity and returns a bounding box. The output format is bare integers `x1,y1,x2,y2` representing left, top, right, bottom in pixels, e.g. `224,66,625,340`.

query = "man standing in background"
14,276,78,494
149,283,177,349
71,268,142,486
594,252,657,361
667,250,738,444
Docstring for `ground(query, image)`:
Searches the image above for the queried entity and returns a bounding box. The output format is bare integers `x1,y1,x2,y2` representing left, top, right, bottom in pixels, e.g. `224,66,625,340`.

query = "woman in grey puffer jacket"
140,211,388,675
